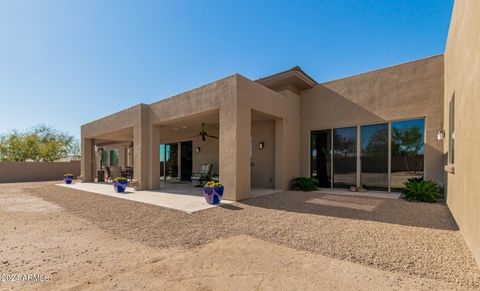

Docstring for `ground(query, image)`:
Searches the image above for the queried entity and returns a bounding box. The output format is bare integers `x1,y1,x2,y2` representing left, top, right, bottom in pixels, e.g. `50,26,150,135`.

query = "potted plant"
203,181,224,204
64,173,74,184
113,177,128,193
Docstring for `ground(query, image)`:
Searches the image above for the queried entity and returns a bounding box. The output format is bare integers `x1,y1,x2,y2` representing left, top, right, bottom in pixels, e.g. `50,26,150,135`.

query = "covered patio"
81,75,300,201
57,181,234,213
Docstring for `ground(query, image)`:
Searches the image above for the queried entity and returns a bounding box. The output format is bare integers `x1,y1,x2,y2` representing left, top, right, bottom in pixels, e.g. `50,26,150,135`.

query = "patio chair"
105,167,112,183
191,164,213,187
121,167,134,181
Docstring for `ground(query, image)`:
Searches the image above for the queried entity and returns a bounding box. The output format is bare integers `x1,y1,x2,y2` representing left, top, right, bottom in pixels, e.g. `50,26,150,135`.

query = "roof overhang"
255,66,317,93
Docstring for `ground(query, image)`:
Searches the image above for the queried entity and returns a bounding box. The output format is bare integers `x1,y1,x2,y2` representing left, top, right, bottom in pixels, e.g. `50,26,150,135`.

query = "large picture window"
101,151,109,167
110,149,119,167
448,95,455,164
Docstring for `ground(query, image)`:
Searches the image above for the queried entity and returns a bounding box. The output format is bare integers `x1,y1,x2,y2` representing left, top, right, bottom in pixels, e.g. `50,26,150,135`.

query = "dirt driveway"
1,182,479,290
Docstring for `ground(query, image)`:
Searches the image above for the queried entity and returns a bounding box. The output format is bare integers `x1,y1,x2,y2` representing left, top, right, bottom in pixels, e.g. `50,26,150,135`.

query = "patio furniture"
105,166,123,183
121,167,134,180
105,167,112,183
191,163,213,187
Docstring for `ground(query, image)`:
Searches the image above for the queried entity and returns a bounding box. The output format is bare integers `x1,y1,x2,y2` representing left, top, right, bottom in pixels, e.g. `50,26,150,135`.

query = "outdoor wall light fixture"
196,147,201,153
259,142,265,150
437,129,446,141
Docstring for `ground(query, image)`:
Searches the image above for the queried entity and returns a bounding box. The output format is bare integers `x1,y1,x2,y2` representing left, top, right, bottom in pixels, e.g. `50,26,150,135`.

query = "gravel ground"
21,182,480,288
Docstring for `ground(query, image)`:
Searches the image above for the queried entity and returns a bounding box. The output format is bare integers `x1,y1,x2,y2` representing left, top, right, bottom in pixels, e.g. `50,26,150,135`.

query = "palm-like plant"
402,177,441,202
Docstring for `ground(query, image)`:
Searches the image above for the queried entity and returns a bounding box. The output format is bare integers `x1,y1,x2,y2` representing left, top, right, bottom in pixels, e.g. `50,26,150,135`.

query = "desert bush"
402,178,441,202
289,177,319,192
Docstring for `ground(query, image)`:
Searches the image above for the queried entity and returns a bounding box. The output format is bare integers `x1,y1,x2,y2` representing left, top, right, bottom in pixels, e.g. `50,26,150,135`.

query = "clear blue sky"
0,0,453,138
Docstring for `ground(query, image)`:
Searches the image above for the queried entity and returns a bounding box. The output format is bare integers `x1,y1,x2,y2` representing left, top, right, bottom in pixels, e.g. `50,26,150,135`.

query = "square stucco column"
219,106,251,201
133,106,160,190
275,119,286,190
81,138,95,182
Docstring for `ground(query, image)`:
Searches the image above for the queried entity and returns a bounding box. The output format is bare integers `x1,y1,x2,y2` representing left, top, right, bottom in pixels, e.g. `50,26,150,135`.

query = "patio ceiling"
158,110,220,138
94,127,134,144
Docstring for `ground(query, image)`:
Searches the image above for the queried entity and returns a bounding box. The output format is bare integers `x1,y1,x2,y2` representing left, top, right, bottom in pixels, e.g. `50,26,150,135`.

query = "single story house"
81,0,479,265
81,55,444,200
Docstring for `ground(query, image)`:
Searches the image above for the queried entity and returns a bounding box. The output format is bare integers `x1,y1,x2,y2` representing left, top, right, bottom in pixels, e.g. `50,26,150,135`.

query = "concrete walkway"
56,182,234,213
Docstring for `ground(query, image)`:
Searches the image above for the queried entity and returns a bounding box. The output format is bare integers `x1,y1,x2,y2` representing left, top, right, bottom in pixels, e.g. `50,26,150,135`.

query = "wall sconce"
195,147,201,153
259,142,265,150
437,130,445,141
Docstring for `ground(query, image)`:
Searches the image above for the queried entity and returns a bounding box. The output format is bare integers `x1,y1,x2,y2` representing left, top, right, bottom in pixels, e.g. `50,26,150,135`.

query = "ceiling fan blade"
206,134,218,139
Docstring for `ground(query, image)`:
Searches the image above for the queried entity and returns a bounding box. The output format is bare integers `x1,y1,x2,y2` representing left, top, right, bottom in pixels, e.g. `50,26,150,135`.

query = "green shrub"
289,177,319,192
402,178,441,202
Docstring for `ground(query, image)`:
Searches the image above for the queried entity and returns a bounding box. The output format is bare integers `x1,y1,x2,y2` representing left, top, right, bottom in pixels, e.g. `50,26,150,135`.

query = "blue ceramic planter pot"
202,186,224,204
64,176,73,184
113,180,128,193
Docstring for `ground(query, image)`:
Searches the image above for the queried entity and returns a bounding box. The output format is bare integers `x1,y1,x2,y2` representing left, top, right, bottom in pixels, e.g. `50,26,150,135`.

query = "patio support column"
81,137,95,182
219,104,251,201
275,118,285,190
133,104,160,190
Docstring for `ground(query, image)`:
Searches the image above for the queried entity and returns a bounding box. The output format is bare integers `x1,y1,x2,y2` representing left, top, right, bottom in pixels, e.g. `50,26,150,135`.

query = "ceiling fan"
193,123,218,141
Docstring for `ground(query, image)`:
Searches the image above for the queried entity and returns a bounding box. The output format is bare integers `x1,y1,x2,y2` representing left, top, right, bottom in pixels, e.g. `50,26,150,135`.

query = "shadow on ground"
239,191,458,231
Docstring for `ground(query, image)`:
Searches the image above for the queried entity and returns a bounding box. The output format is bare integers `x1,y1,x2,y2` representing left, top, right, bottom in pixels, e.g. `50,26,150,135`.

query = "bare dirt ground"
1,182,479,290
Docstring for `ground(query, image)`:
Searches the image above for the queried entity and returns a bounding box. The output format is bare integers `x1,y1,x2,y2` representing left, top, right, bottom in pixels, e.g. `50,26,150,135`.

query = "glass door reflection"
333,127,357,188
361,123,388,190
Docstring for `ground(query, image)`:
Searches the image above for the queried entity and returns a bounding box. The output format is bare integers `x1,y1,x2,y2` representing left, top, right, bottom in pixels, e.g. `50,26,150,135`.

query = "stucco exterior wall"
251,120,276,188
299,55,445,185
444,0,480,265
237,76,301,193
0,161,80,183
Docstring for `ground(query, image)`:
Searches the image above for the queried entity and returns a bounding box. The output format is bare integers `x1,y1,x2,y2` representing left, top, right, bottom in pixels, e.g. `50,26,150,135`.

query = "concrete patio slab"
56,182,234,213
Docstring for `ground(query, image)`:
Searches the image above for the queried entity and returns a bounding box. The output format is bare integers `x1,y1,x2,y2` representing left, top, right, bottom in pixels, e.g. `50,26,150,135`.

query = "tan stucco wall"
444,0,480,265
299,55,445,185
0,161,80,183
251,120,276,188
237,76,301,194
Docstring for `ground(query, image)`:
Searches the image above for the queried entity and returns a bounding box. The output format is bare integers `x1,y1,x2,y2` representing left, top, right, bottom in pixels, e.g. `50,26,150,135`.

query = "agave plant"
402,178,441,202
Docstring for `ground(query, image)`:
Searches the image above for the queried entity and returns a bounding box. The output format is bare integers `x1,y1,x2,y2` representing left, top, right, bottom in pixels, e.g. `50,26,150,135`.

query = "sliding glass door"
391,119,425,190
310,130,332,187
361,123,388,191
160,143,178,181
333,127,357,188
310,118,425,192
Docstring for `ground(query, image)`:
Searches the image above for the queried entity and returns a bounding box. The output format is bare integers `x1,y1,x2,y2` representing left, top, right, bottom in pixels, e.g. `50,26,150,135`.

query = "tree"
392,126,424,173
0,125,78,162
363,127,388,157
